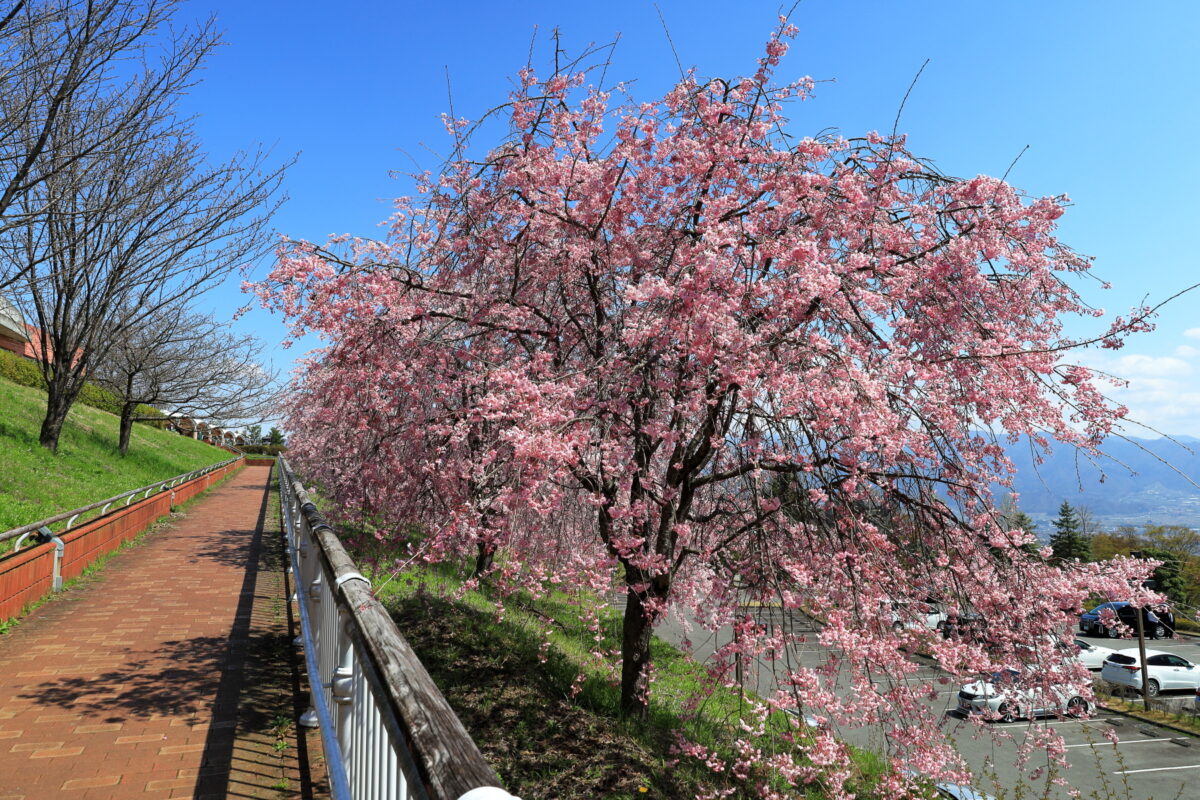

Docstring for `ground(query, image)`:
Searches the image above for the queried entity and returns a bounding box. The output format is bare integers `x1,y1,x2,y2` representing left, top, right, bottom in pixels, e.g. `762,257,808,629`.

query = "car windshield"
989,669,1022,686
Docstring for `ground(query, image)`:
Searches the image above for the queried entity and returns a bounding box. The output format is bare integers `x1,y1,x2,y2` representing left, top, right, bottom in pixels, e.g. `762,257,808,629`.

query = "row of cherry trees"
257,22,1157,798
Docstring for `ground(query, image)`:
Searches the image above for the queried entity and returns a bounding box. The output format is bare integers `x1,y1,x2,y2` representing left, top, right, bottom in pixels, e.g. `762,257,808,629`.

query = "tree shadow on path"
19,469,322,797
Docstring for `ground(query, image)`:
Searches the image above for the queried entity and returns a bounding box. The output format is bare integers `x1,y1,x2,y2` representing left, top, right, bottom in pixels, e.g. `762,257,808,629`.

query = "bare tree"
1075,505,1103,538
90,305,278,455
0,1,216,252
0,1,288,451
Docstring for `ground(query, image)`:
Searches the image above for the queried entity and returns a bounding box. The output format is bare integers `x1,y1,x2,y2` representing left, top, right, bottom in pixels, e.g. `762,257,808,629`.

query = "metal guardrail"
277,457,519,800
0,456,242,546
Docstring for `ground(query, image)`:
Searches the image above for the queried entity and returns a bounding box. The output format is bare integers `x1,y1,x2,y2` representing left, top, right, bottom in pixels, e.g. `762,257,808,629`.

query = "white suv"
1101,649,1200,697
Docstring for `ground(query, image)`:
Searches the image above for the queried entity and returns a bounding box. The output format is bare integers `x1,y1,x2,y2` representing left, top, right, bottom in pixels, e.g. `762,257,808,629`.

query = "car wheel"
1066,696,1088,717
1146,679,1161,698
1106,626,1120,639
1153,624,1166,639
998,703,1016,723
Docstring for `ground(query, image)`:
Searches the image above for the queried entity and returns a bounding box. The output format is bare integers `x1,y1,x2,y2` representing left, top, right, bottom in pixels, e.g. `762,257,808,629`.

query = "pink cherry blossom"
251,18,1158,799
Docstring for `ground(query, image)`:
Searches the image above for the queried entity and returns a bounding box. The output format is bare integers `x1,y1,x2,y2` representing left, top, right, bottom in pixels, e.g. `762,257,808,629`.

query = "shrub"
0,349,44,387
0,350,166,424
241,443,288,456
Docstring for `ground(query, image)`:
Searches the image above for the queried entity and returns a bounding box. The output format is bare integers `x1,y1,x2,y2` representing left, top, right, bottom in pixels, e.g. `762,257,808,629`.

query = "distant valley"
1003,435,1200,529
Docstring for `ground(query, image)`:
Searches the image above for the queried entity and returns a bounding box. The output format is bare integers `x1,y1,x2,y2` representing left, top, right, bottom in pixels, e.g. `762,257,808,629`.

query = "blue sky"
180,0,1200,436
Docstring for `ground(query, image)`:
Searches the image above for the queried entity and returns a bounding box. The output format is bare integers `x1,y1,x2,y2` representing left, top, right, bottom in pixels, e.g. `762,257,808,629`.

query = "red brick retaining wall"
0,458,245,621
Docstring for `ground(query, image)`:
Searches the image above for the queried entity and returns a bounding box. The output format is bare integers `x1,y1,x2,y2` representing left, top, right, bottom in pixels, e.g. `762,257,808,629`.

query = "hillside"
1005,435,1200,527
0,376,231,532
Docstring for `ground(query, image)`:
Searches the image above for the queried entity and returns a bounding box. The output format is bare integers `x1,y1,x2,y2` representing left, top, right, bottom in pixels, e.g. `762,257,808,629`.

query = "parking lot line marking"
1065,737,1173,748
1114,764,1200,775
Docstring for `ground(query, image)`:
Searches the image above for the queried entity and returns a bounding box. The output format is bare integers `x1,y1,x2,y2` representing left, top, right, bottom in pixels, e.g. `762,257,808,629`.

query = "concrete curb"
1093,696,1200,740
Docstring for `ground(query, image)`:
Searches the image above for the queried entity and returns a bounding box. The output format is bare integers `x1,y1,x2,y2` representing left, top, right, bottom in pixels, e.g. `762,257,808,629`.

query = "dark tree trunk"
38,374,82,452
472,542,495,580
619,578,661,717
118,402,136,455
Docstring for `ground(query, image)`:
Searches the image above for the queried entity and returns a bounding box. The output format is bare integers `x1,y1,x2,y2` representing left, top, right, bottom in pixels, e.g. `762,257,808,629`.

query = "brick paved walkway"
0,465,324,799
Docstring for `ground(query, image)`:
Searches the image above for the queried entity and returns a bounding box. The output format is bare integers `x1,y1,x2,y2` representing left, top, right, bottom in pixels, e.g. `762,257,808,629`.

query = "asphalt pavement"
644,604,1200,799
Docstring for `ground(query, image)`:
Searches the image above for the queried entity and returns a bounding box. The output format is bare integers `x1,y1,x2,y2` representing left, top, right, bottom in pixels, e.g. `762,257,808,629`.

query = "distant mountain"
1002,436,1200,528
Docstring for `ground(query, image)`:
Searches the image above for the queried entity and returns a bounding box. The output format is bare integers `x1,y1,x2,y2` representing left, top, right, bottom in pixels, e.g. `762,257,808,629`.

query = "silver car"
903,771,997,800
957,670,1091,722
932,783,997,800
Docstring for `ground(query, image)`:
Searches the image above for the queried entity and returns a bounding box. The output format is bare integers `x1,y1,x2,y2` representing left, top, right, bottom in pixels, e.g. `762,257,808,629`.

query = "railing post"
276,456,520,800
299,568,323,728
50,534,65,591
332,607,355,784
459,790,524,800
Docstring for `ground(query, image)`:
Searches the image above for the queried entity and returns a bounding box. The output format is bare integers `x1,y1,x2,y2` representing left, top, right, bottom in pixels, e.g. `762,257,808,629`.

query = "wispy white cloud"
1074,336,1200,436
1111,353,1192,378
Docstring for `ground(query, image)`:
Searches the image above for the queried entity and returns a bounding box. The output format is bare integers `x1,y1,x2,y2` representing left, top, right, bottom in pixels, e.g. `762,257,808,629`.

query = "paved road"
645,604,1200,799
0,465,321,799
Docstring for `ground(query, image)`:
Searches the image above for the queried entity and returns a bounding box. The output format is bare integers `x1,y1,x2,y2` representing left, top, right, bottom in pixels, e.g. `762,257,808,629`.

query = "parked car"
1101,648,1200,697
1072,638,1116,671
1079,602,1173,639
956,670,1091,722
1015,635,1114,671
930,783,997,800
889,597,948,632
903,771,997,800
942,610,989,644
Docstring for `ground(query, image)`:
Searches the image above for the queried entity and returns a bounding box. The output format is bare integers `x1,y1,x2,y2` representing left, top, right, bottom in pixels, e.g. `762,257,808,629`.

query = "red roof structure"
0,298,81,366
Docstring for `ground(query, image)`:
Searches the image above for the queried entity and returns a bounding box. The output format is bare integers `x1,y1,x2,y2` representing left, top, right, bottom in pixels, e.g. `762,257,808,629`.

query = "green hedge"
240,443,288,455
0,348,42,386
0,349,166,424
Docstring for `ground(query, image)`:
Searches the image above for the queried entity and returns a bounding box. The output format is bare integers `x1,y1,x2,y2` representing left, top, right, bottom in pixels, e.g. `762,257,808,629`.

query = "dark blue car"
1079,601,1173,639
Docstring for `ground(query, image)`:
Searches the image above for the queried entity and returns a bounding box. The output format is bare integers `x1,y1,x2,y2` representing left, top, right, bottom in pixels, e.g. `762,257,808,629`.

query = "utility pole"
1130,552,1151,711
1135,606,1150,711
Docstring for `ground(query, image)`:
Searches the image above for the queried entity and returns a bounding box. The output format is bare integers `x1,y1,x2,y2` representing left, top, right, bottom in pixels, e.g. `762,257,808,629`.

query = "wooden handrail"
280,458,516,800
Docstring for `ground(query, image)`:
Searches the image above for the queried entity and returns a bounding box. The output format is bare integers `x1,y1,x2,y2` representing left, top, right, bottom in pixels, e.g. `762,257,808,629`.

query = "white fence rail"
278,457,519,800
0,456,241,545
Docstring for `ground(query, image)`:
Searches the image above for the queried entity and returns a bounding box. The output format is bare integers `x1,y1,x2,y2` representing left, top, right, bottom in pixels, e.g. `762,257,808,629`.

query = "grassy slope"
346,549,889,800
0,376,230,531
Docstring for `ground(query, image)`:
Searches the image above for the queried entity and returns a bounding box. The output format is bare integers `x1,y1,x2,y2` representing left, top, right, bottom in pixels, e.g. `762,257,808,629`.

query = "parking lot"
1078,628,1200,713
650,604,1200,799
950,626,1200,799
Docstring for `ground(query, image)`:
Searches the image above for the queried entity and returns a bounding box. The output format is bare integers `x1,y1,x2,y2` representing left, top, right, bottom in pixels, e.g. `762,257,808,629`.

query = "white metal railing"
278,457,520,800
0,456,241,546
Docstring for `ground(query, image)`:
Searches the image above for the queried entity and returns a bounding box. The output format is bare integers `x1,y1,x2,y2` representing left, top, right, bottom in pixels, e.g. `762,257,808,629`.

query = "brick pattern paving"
0,465,324,799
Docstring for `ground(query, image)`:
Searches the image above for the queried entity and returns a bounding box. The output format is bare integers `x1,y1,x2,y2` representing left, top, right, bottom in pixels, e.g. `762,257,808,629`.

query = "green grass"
0,467,237,632
1095,690,1200,736
348,550,890,800
0,376,231,533
0,349,166,421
